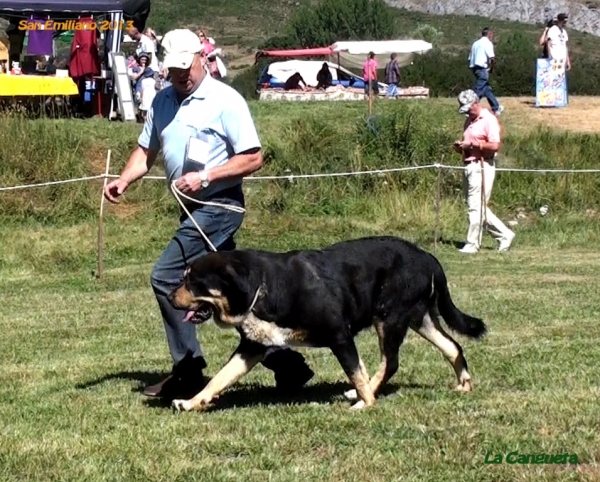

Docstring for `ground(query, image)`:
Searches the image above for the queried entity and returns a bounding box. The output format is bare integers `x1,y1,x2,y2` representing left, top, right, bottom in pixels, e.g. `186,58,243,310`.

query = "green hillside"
145,1,600,76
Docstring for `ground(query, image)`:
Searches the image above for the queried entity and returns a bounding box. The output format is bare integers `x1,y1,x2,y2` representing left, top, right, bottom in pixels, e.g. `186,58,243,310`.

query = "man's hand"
174,172,203,194
104,178,130,204
566,59,572,71
457,140,476,150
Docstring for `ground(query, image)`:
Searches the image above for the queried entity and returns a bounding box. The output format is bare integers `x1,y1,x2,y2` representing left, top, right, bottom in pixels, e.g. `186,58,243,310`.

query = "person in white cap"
103,29,314,402
453,89,515,253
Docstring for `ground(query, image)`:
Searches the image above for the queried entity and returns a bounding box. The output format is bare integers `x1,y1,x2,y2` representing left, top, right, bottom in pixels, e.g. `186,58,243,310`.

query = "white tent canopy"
266,60,373,88
330,40,433,69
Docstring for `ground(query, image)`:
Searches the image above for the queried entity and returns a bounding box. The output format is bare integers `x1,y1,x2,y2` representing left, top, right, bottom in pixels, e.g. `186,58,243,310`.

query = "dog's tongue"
183,310,196,323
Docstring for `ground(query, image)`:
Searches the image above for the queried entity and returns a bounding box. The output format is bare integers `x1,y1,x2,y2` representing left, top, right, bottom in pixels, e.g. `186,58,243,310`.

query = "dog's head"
168,252,254,326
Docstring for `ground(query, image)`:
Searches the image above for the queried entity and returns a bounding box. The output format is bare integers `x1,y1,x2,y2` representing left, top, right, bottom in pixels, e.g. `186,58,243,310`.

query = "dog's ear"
222,259,252,314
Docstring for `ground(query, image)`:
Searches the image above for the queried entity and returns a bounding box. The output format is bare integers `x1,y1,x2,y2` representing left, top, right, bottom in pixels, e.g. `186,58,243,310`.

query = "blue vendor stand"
535,58,568,108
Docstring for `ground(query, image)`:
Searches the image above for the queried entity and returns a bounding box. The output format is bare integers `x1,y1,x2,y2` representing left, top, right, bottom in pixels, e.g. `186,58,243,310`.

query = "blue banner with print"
535,58,568,107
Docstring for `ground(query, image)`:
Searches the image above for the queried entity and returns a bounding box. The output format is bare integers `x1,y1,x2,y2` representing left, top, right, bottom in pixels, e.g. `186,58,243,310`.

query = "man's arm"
174,95,263,194
539,28,549,46
104,103,160,203
119,146,158,184
299,75,308,90
209,96,263,182
486,40,496,73
103,146,158,203
206,147,262,183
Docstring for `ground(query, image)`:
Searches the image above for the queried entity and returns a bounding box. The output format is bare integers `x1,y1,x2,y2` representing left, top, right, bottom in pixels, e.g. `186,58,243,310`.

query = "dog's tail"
432,260,487,339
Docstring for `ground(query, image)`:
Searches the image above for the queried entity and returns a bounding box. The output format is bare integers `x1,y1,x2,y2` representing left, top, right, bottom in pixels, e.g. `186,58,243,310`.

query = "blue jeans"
150,186,245,365
472,68,500,112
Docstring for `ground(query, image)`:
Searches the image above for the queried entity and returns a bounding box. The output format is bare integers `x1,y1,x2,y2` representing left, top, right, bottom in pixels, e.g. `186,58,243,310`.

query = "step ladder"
109,52,136,121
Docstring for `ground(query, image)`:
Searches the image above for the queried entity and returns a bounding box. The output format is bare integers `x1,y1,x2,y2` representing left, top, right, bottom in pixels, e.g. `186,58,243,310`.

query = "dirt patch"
498,96,600,134
106,202,143,219
87,143,112,175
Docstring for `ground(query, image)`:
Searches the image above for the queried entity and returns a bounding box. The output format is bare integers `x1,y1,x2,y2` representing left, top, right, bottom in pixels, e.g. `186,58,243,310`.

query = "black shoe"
143,354,208,401
261,349,314,394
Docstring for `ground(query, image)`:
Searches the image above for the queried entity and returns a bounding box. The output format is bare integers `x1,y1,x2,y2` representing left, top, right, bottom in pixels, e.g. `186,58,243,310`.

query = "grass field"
1,97,600,481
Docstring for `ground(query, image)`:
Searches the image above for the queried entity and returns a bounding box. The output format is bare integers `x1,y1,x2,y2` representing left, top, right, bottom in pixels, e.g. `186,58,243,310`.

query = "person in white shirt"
546,13,571,70
127,26,160,72
468,27,503,116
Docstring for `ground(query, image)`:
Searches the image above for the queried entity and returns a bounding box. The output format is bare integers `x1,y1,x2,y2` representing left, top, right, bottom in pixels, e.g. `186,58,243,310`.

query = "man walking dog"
104,29,313,401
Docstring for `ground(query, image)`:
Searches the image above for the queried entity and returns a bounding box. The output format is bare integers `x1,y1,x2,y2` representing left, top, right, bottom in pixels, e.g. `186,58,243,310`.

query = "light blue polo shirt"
138,75,261,201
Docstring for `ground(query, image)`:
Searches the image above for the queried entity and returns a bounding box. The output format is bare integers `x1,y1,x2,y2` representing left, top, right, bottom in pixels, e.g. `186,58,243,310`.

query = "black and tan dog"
167,236,487,412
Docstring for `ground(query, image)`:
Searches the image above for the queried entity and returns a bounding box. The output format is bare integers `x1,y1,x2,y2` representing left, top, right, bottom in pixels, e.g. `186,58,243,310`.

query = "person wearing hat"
453,89,515,253
546,13,571,69
103,29,314,401
128,52,156,121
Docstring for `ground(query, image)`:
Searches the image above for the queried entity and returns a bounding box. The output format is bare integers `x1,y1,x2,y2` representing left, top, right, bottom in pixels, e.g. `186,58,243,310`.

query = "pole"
97,149,111,280
434,155,443,249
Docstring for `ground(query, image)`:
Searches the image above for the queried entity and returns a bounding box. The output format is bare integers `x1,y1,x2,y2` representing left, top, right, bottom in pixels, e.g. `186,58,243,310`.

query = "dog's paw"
350,400,366,410
454,379,473,392
343,389,358,401
172,399,193,412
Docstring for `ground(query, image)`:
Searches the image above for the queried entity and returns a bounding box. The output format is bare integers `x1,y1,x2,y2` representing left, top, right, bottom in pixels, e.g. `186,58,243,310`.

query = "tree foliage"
262,0,397,49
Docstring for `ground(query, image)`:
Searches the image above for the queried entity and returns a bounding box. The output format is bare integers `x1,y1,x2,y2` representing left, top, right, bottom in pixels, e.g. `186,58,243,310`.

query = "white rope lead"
169,180,246,252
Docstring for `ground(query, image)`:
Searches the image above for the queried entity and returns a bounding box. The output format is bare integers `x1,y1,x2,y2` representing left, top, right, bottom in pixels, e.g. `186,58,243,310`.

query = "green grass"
1,99,600,480
1,213,600,481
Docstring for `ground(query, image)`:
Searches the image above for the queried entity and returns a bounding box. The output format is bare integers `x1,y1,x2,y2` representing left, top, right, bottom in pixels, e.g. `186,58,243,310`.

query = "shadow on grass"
75,370,168,392
436,236,503,252
76,370,435,411
436,237,464,249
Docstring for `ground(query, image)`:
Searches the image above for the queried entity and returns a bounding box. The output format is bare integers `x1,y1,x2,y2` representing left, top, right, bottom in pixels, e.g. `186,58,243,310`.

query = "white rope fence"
2,151,600,280
2,163,600,192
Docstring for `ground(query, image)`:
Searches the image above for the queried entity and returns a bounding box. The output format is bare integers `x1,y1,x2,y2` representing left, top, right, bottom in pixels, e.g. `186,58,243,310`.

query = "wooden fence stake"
97,149,111,280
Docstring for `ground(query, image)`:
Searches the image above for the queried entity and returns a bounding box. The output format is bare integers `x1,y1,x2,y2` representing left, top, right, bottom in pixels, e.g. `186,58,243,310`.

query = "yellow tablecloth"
0,74,79,96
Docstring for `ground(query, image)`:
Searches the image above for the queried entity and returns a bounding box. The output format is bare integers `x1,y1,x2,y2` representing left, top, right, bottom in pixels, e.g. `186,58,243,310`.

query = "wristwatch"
199,170,210,188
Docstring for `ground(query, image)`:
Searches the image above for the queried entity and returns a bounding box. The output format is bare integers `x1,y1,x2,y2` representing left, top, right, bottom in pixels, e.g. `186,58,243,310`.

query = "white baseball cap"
457,89,479,114
161,29,204,70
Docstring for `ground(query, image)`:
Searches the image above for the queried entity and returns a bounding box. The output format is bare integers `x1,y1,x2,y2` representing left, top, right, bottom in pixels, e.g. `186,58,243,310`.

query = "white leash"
170,180,246,252
247,286,262,314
